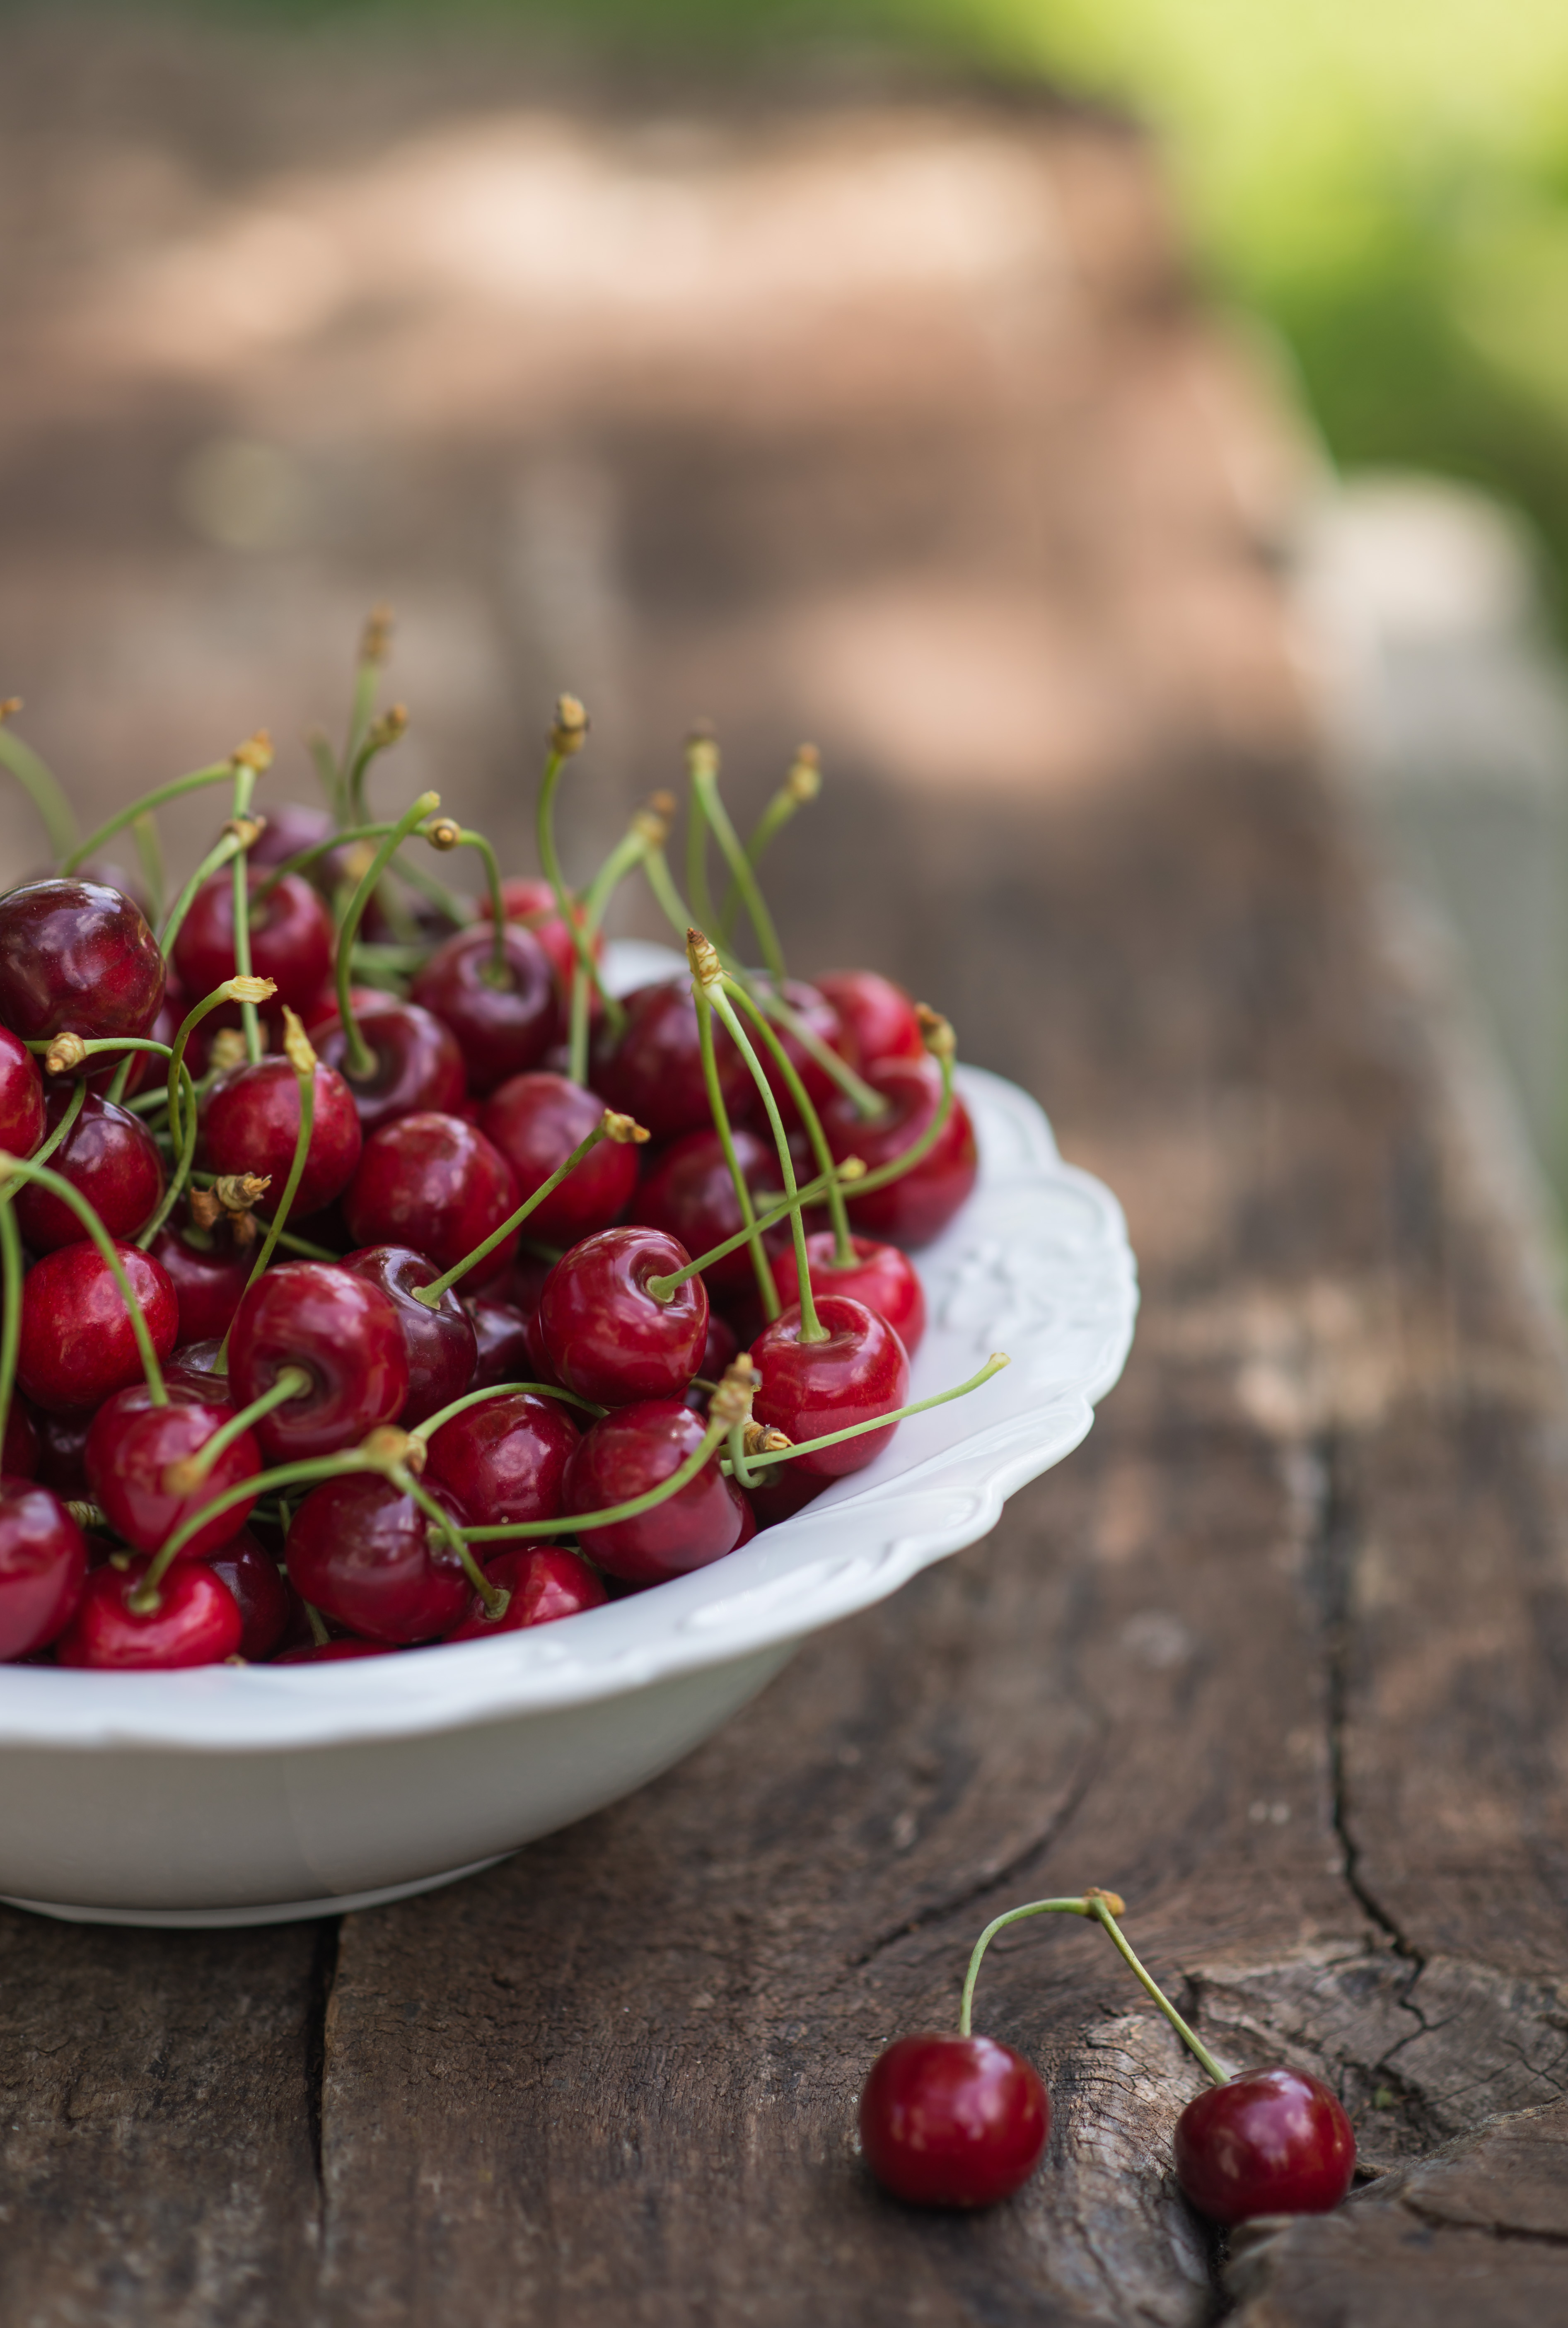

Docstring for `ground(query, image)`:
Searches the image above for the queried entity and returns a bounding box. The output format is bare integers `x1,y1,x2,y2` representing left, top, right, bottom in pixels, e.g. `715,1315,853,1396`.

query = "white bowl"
0,955,1137,1926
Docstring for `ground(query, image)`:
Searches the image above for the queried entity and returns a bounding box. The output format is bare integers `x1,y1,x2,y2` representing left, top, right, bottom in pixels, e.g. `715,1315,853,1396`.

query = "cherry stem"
218,1022,317,1358
61,761,233,876
167,978,277,1153
723,976,854,1265
135,1058,200,1250
134,1449,381,1605
227,763,264,1065
691,961,778,1321
347,715,406,828
169,1366,313,1488
643,1159,866,1299
684,739,723,947
691,754,787,985
251,822,393,905
0,1156,168,1404
717,746,818,946
0,1193,22,1460
706,976,823,1341
335,792,442,1079
129,813,166,927
740,1353,1008,1473
411,1379,606,1441
761,987,889,1121
459,1411,729,1544
411,1116,627,1307
20,1073,87,1181
851,1041,957,1200
565,811,660,1086
444,827,509,983
535,726,623,1038
725,1420,761,1491
341,608,392,820
0,708,78,861
159,828,244,955
391,1464,506,1614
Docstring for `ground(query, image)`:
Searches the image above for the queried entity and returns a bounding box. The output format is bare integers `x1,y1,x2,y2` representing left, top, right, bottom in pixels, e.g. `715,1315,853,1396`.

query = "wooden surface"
3,29,1568,2326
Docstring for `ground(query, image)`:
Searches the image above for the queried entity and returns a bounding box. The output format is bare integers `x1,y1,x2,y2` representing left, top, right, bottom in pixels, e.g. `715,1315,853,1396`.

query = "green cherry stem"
410,1379,606,1442
643,1157,866,1300
133,1450,382,1608
426,819,507,982
705,967,822,1341
391,1463,506,1615
564,801,667,1085
340,604,393,816
0,1194,23,1460
135,1058,200,1250
165,1366,312,1491
15,1074,86,1186
740,1353,1008,1474
0,700,78,861
218,1010,318,1358
689,942,778,1321
158,828,242,956
250,822,394,905
229,764,263,1066
684,735,723,954
760,985,889,1121
534,696,622,1036
718,744,819,946
0,1156,168,1403
166,978,277,1152
334,792,442,1079
722,975,854,1265
850,1023,958,1199
410,1111,646,1308
691,749,787,984
61,756,242,876
459,1410,733,1546
348,705,408,827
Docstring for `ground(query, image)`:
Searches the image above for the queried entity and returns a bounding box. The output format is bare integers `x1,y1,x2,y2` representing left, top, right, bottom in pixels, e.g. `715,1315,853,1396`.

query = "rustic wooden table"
2,32,1566,2325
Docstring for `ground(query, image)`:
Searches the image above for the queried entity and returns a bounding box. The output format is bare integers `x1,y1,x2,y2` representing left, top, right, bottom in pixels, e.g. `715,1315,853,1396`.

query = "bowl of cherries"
0,628,1136,1926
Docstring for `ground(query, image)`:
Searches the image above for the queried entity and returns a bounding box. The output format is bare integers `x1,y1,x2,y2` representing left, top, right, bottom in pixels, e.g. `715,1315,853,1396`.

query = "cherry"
770,1232,927,1354
860,2035,1049,2209
0,1483,88,1660
423,1390,580,1527
0,879,165,1056
480,1072,640,1244
13,1084,164,1252
823,1056,978,1247
56,1555,242,1669
341,1245,477,1427
749,978,847,1125
201,1054,363,1220
591,980,753,1142
172,869,333,1014
244,800,335,873
227,1261,409,1459
309,999,466,1135
537,1226,708,1407
285,1471,473,1644
163,1338,230,1401
1173,2067,1356,2225
443,1543,606,1639
409,923,556,1096
84,1384,259,1560
344,1113,520,1287
699,1311,740,1383
0,1025,44,1157
148,1222,251,1344
464,1294,534,1389
561,1398,746,1584
743,1459,827,1528
17,1239,178,1414
2,1400,39,1480
476,875,603,1019
815,970,925,1070
633,1126,783,1299
32,1408,92,1495
749,1296,909,1480
205,1527,293,1660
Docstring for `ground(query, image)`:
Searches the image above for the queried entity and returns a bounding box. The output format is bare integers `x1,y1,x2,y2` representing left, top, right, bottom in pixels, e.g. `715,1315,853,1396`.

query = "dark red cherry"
0,879,165,1054
744,1459,827,1528
172,869,333,1013
443,1543,606,1640
537,1226,708,1407
463,1294,535,1389
32,1408,92,1495
590,980,752,1142
13,1084,164,1252
201,1054,364,1219
823,1056,978,1247
17,1240,178,1415
85,1384,259,1561
770,1232,926,1354
273,1637,396,1663
56,1555,242,1669
476,876,603,1026
204,1526,293,1660
409,923,556,1096
341,1245,477,1428
815,970,924,1069
699,1311,739,1382
285,1472,472,1644
344,1113,519,1287
749,1296,909,1480
1173,2067,1355,2224
479,1071,640,1243
562,1398,746,1584
0,1482,88,1659
309,998,466,1135
148,1224,251,1345
244,801,334,874
860,2034,1049,2208
423,1390,580,1527
227,1261,409,1459
749,977,847,1125
0,1025,44,1157
163,1338,230,1401
2,1401,39,1480
632,1126,783,1299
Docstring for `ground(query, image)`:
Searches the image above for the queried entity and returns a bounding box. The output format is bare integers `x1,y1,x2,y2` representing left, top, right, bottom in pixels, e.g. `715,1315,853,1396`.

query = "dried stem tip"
360,1425,426,1476
1082,1886,1126,1916
551,695,589,756
425,817,461,852
633,803,670,849
213,1173,271,1211
0,696,22,722
785,745,821,803
224,814,267,849
208,1028,249,1075
742,1421,792,1457
601,1110,650,1147
231,730,273,774
360,604,394,665
649,790,677,819
685,729,719,781
686,927,722,988
43,1031,88,1075
368,704,408,749
280,1007,317,1078
916,1003,955,1063
708,1352,759,1432
225,975,278,1007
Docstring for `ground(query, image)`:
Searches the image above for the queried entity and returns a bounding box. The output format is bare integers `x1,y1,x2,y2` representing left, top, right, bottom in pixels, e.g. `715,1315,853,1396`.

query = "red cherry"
562,1398,746,1584
443,1543,606,1639
815,970,924,1069
85,1384,259,1560
479,1072,641,1243
1173,2067,1355,2224
227,1261,409,1459
204,1526,293,1660
201,1055,364,1219
538,1226,708,1407
148,1224,251,1344
409,923,556,1096
749,978,848,1125
463,1294,534,1389
823,1056,978,1246
476,876,603,1022
0,1482,88,1659
632,1126,783,1298
423,1390,580,1527
172,869,333,1013
32,1408,92,1495
162,1338,231,1401
341,1245,477,1428
769,1232,927,1354
285,1472,473,1644
17,1240,178,1415
590,980,753,1142
244,801,336,874
309,999,466,1134
749,1296,909,1480
0,879,165,1056
2,1400,39,1479
744,1459,827,1528
344,1113,520,1287
56,1555,242,1669
13,1084,164,1251
0,1025,44,1156
860,2034,1049,2208
699,1311,739,1381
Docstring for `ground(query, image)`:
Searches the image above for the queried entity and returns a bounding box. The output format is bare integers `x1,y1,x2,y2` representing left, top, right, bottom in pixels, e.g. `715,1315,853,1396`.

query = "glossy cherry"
85,1384,259,1561
201,1054,364,1219
476,875,603,1024
344,1113,520,1287
749,1296,909,1479
860,2034,1049,2208
423,1391,580,1527
14,1084,164,1252
309,998,466,1135
0,1025,44,1157
56,1555,242,1669
341,1245,477,1427
17,1240,178,1415
0,879,165,1054
537,1226,708,1407
443,1543,606,1640
172,869,333,1014
285,1472,473,1644
205,1527,293,1660
162,1338,231,1401
480,1071,641,1243
815,969,925,1069
148,1223,252,1344
0,1483,88,1660
464,1294,535,1389
633,1126,783,1299
227,1261,409,1459
409,923,556,1095
823,1056,978,1247
749,977,848,1125
1173,2067,1356,2225
591,980,753,1142
563,1398,747,1584
770,1232,927,1354
2,1401,39,1480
